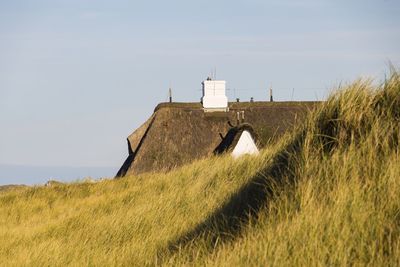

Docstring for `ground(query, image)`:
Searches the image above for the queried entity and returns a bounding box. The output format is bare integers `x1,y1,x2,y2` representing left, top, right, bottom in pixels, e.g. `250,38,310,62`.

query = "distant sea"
0,164,118,185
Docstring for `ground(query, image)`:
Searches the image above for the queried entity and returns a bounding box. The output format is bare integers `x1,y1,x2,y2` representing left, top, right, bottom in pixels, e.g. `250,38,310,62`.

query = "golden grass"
0,148,276,266
1,71,399,266
167,73,400,266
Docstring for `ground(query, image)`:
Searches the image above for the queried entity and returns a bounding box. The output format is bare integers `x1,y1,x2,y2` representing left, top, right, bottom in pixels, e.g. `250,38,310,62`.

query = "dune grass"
0,71,399,266
166,72,400,266
0,147,277,266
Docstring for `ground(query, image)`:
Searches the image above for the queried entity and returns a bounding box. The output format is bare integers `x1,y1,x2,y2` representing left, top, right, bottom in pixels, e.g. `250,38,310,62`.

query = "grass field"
1,71,399,266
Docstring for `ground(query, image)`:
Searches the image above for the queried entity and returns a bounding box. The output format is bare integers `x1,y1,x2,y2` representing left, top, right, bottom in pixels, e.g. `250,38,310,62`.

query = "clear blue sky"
0,0,399,185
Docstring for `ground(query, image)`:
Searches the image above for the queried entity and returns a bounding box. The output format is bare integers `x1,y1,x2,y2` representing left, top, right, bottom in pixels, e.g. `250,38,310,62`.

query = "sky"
0,0,399,185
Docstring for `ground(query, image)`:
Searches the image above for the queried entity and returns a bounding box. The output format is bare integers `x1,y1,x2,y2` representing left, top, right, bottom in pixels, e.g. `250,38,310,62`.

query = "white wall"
231,130,259,159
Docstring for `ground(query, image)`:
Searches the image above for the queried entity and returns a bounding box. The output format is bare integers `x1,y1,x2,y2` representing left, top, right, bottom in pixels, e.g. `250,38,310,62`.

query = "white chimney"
201,78,228,112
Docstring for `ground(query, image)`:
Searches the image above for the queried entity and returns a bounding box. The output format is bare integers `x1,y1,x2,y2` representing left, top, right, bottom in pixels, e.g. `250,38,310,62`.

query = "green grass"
1,71,399,266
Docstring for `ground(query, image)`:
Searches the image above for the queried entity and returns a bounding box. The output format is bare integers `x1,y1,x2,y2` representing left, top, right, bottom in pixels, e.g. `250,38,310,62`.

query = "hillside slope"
0,73,399,266
0,148,277,266
166,73,400,266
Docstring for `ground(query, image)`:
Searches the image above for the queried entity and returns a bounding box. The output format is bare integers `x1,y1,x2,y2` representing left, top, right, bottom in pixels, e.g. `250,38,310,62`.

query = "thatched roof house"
116,101,317,177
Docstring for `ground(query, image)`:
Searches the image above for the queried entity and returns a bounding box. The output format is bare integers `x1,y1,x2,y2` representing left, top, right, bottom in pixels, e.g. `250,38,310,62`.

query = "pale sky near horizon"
0,0,399,185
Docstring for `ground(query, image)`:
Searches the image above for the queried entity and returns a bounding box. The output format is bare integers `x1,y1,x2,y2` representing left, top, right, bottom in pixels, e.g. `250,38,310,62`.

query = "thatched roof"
116,101,318,177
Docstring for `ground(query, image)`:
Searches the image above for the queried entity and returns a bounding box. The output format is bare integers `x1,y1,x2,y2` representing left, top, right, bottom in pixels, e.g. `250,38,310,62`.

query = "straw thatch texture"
116,101,318,177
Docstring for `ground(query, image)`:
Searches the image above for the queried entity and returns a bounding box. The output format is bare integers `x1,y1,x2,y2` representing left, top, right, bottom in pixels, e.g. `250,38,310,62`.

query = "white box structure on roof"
201,78,228,112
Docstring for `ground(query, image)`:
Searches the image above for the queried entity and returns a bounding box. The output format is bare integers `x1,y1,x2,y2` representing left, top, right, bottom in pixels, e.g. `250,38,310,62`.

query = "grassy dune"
0,149,276,266
169,74,400,266
1,72,399,266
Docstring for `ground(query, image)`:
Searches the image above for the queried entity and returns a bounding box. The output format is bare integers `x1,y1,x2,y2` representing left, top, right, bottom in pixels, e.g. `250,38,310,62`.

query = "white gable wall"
231,130,259,159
